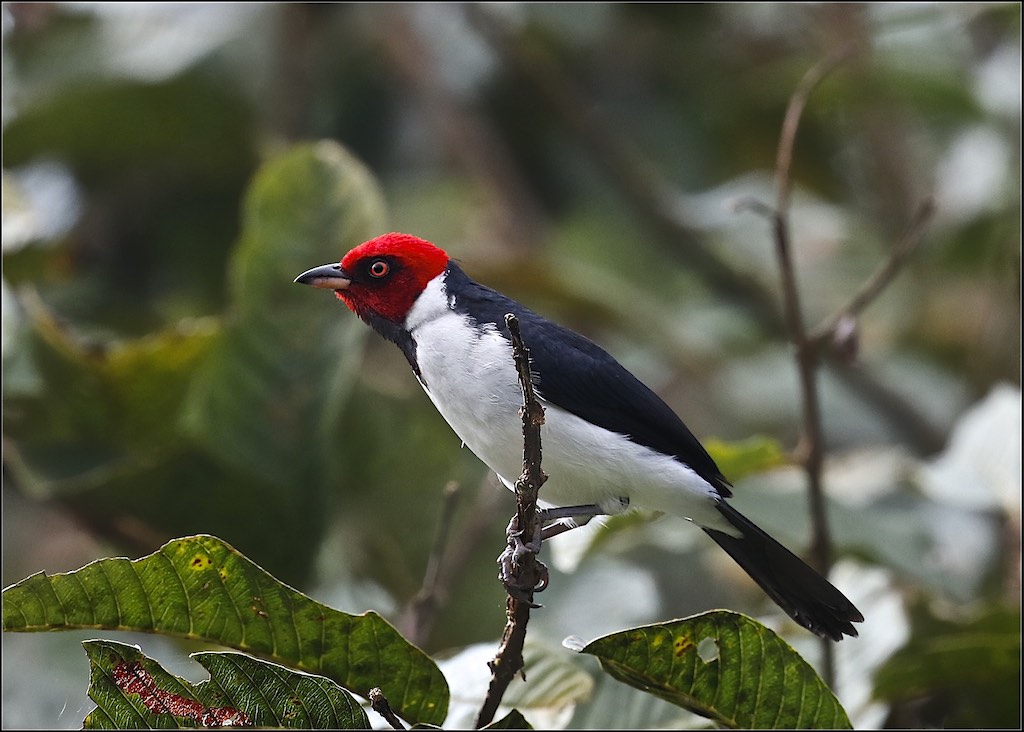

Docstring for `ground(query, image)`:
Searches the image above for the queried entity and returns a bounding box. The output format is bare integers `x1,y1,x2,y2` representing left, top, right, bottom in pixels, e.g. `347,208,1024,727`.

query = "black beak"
294,263,351,290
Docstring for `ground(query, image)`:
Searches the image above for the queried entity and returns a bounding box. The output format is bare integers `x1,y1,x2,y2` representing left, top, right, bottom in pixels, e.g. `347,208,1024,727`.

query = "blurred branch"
770,42,863,573
766,44,933,687
475,314,548,729
774,43,859,211
271,4,319,140
767,49,853,685
465,6,946,454
808,198,936,346
397,473,509,647
398,480,463,647
463,5,773,321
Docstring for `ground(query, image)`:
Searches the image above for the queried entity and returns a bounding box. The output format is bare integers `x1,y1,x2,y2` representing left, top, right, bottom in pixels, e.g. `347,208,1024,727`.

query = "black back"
444,263,731,497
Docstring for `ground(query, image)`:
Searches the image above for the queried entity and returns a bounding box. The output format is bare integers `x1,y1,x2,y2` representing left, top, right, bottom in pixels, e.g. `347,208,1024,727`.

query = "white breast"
404,274,726,529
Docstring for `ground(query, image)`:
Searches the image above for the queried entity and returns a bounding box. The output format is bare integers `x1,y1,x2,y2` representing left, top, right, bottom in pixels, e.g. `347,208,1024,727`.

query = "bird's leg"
538,504,606,522
537,503,612,540
498,501,622,602
540,518,587,541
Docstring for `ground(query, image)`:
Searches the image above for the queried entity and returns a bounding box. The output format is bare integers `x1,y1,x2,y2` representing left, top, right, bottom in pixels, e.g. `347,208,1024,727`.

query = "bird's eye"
368,260,390,278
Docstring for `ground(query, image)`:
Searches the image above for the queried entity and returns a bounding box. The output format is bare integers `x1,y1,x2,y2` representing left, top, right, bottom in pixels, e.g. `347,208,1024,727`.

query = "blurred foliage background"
2,3,1020,729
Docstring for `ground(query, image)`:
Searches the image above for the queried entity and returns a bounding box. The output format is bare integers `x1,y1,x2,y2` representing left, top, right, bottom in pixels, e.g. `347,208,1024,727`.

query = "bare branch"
809,198,936,346
771,47,855,566
369,687,406,730
475,313,548,729
775,43,860,213
398,481,463,647
768,47,861,687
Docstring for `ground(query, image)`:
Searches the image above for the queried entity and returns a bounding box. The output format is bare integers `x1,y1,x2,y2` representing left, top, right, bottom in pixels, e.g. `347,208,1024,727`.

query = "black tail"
703,502,863,641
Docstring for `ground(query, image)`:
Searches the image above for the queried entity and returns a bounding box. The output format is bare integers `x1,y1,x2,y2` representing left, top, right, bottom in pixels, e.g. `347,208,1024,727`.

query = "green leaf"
1,296,325,584
581,611,850,729
704,436,789,482
82,639,370,729
182,139,383,489
5,139,387,586
2,535,448,727
228,139,386,314
3,294,219,463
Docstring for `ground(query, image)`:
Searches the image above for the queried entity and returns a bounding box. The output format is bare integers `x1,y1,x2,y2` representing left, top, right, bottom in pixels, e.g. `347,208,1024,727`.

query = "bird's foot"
498,514,548,606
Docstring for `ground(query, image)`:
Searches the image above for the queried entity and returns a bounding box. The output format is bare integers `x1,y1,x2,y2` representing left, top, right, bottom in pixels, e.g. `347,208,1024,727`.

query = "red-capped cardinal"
296,232,863,640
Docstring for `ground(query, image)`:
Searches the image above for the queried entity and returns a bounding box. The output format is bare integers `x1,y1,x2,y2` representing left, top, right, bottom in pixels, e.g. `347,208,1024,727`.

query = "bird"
295,232,864,641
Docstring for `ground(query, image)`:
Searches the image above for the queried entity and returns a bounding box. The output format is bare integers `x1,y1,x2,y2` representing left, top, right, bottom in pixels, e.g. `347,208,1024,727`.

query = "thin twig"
475,314,547,729
770,47,866,686
775,44,860,212
398,481,463,647
369,688,406,730
772,48,855,572
809,198,936,346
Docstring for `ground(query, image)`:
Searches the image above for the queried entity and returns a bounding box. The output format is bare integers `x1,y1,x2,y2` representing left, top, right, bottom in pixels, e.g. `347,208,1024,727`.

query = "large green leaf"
4,139,386,586
0,300,321,584
181,139,382,490
82,639,370,729
2,535,448,727
3,295,219,462
581,611,850,729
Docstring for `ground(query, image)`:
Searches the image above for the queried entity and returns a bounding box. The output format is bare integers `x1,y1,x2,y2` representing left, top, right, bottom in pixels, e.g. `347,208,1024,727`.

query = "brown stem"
770,47,863,688
772,48,856,575
775,44,860,212
809,198,936,346
398,481,462,647
369,687,407,730
475,314,547,729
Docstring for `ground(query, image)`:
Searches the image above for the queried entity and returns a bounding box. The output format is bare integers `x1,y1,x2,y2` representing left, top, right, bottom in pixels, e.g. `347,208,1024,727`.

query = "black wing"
446,263,731,497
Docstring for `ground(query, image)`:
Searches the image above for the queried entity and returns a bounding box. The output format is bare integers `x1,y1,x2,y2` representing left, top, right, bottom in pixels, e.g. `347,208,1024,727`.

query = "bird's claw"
532,564,549,592
498,514,548,605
